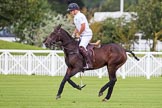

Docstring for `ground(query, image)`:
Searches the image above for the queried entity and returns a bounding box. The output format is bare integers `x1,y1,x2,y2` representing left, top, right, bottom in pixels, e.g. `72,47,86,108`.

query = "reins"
53,38,79,55
57,29,80,55
62,46,79,55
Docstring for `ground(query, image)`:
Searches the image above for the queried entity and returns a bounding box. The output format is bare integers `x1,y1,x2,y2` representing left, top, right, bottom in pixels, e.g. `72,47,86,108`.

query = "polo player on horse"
67,3,93,69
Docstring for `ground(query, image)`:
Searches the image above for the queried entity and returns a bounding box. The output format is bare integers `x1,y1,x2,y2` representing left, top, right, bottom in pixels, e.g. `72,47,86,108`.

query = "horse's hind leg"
98,66,117,101
105,67,117,101
98,78,117,97
103,78,117,101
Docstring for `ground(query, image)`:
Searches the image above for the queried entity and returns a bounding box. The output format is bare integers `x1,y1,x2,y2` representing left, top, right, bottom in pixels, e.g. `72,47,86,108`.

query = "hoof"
56,95,61,100
98,92,103,97
102,98,108,102
77,84,86,90
80,84,86,89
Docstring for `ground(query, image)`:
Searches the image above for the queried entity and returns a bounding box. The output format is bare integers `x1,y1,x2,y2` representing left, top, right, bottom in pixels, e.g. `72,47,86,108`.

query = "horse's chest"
65,55,83,67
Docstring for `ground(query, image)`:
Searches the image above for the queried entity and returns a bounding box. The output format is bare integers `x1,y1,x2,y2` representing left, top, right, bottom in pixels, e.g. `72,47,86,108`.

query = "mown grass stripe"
0,75,162,108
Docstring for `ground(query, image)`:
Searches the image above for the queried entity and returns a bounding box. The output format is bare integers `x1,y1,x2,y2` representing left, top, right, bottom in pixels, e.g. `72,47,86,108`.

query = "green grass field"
0,75,162,108
0,40,45,50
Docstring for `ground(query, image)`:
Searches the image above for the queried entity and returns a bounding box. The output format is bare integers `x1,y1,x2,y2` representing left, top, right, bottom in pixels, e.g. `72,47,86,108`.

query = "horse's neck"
61,29,76,46
61,35,75,46
62,39,79,55
63,40,78,51
61,30,79,54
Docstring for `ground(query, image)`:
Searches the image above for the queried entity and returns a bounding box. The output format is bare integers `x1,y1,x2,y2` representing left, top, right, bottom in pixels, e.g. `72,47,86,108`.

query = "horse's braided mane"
60,28,78,47
60,28,75,40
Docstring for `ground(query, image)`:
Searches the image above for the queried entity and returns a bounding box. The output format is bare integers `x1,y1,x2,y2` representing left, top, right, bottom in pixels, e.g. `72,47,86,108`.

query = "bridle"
51,29,79,55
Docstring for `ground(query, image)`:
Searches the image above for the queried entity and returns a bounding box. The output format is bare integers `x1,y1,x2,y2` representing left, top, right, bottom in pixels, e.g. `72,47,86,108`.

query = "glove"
72,33,75,38
76,33,80,38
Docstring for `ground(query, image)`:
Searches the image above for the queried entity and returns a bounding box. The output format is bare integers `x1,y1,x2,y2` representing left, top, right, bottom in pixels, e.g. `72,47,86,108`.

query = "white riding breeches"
79,35,92,50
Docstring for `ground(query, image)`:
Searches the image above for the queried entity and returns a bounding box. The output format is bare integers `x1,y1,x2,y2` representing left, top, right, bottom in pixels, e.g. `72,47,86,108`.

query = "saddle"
86,40,101,62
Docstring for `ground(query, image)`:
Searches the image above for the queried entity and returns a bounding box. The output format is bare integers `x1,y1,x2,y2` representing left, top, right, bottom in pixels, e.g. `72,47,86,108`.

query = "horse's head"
43,24,62,48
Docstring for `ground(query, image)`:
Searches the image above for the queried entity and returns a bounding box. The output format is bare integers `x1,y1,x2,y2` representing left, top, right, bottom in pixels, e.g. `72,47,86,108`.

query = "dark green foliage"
99,0,138,12
91,18,137,49
133,0,162,51
48,0,85,15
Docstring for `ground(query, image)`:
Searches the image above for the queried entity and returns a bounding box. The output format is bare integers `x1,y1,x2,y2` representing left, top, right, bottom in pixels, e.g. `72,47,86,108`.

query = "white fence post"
121,65,126,79
27,51,32,75
146,53,151,79
51,51,57,76
4,51,9,75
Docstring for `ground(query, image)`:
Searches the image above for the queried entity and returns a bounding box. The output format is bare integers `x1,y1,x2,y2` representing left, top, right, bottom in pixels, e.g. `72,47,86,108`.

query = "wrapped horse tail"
125,49,140,61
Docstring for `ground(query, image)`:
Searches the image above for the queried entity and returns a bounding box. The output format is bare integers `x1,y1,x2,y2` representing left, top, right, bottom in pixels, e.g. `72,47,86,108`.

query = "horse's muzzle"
43,42,50,48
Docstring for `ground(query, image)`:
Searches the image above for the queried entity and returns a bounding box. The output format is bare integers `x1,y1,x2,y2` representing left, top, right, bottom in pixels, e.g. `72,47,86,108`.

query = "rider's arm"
73,23,85,38
73,29,78,35
72,28,78,37
78,23,85,36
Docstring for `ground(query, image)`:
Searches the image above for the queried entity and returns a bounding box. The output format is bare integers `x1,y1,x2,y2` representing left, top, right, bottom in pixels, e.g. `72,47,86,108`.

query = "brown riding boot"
79,46,93,69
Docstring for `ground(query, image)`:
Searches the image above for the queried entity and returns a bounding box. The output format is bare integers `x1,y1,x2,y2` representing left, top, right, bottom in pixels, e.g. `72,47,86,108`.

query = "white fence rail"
0,50,162,79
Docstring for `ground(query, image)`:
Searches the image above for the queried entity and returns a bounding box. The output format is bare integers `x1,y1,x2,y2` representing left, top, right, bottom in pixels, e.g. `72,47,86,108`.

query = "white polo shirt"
74,11,92,36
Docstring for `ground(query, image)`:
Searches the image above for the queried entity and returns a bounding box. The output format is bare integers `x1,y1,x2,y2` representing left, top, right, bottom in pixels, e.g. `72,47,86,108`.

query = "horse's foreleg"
67,79,85,90
67,68,85,90
56,67,81,99
56,68,72,99
56,74,69,99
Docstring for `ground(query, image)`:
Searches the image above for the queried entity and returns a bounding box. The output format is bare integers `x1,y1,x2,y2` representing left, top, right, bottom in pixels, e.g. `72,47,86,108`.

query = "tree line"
0,0,162,51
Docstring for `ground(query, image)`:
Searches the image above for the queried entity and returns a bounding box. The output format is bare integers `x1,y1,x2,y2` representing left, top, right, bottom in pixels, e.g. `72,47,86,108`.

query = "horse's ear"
53,24,62,31
57,24,62,30
59,24,62,28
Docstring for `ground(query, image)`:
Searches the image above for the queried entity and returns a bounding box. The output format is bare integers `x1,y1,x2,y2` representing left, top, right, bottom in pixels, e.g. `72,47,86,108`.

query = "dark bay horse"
43,24,139,101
